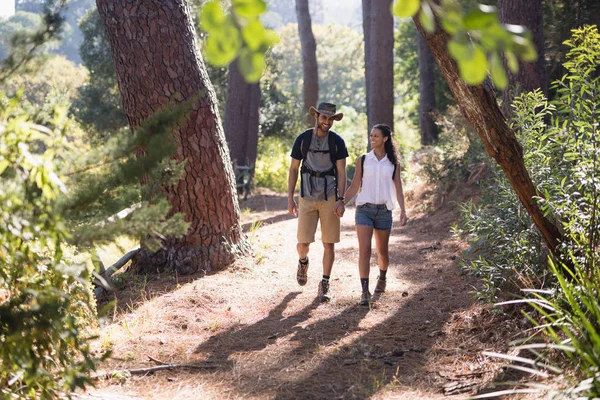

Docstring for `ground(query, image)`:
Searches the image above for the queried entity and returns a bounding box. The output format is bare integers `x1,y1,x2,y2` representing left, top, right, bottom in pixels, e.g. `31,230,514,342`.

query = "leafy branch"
392,0,538,88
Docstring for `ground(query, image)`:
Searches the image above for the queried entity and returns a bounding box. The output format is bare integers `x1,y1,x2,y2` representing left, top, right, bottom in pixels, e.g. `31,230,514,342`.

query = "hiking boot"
297,257,309,286
374,277,386,293
360,291,372,306
318,279,330,302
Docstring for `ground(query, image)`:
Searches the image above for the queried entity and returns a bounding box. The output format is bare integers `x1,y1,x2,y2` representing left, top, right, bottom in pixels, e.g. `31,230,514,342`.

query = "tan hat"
309,102,344,121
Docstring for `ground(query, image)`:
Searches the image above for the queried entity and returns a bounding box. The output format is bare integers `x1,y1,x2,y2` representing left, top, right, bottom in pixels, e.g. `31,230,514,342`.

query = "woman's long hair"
373,124,399,167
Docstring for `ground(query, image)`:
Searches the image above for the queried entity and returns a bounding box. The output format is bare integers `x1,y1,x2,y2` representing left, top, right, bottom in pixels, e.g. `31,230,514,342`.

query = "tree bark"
296,0,319,127
224,59,260,168
362,0,371,132
412,11,562,255
498,0,547,112
363,0,394,149
245,81,261,167
96,0,248,274
417,30,438,145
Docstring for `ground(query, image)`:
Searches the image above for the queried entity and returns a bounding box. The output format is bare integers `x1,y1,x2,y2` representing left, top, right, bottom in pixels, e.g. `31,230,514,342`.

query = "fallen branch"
93,248,140,299
93,362,219,380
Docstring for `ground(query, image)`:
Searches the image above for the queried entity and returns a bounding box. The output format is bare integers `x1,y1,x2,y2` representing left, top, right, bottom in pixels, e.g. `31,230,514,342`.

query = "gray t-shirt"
291,129,349,201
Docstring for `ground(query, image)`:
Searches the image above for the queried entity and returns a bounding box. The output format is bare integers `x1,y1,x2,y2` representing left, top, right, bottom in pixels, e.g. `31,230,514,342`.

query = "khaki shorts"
297,196,341,244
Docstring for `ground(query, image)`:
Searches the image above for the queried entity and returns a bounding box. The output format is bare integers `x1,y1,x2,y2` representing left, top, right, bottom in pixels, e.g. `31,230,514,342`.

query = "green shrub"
420,105,488,196
460,26,600,397
254,136,291,193
0,96,103,399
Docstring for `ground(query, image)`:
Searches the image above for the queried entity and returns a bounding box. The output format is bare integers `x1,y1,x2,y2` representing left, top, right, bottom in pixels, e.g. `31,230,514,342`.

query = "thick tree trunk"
296,0,319,127
362,0,371,131
225,60,249,165
97,0,248,274
417,31,438,145
413,12,562,255
245,82,261,167
363,0,394,149
498,0,547,112
224,59,260,168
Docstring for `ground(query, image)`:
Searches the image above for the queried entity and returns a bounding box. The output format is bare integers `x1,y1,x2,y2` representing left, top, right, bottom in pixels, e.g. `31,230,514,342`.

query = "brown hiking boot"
360,291,372,306
296,257,309,286
374,277,386,293
318,279,330,302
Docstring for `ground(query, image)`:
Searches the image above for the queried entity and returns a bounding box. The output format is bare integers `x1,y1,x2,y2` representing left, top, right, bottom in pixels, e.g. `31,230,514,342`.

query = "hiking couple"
287,102,408,306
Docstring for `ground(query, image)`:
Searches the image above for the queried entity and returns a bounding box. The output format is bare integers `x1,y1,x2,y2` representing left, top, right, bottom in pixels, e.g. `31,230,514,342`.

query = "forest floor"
79,180,539,400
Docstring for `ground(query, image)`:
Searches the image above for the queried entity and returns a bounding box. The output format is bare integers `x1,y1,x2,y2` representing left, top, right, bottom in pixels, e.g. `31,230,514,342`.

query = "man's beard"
318,124,330,134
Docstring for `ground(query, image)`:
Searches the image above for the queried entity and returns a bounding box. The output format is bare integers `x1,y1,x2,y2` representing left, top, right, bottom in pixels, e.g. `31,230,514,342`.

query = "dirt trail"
84,185,515,400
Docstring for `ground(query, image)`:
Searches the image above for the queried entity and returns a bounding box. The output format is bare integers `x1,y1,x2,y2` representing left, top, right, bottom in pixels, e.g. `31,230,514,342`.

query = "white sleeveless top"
355,151,398,211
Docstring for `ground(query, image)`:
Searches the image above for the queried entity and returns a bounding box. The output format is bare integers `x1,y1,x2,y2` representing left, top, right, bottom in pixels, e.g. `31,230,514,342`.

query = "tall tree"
499,0,547,110
417,31,438,145
412,8,562,256
363,0,394,147
245,79,261,167
224,59,260,167
96,0,247,274
296,0,318,126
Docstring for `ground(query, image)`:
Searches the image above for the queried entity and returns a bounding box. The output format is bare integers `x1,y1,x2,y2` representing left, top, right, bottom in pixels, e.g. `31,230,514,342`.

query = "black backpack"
299,129,339,199
300,129,338,165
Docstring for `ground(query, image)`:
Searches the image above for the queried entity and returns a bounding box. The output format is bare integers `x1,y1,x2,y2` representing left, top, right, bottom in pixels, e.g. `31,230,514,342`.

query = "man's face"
316,114,335,133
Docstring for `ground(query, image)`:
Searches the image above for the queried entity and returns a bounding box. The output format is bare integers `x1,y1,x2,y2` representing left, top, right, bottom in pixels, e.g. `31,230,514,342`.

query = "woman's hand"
398,210,408,226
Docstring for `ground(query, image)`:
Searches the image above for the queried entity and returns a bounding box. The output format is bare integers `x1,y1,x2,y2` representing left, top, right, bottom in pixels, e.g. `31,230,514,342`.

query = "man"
288,102,348,302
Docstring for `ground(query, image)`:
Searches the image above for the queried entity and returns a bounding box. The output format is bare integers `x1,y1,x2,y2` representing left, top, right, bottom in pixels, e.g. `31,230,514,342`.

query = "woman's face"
369,128,388,148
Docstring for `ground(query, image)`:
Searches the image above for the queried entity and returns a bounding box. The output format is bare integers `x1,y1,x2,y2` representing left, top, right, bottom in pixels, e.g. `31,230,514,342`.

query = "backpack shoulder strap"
300,129,312,160
360,154,366,185
328,131,338,166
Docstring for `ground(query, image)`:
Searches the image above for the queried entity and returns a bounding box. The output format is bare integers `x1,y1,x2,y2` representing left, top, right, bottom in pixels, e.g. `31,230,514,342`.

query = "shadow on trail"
199,203,469,399
242,211,295,232
194,293,369,364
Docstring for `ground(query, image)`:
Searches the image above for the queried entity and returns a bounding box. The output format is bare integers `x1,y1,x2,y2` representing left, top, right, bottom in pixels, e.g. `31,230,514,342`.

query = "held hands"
333,201,345,218
288,198,298,217
398,210,408,227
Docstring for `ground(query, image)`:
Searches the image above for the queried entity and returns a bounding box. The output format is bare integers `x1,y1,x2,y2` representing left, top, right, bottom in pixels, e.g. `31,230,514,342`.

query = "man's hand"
333,201,345,218
288,198,298,217
399,210,408,226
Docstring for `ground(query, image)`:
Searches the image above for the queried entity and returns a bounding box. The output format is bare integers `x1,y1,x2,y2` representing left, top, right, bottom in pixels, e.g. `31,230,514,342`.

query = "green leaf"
238,49,265,82
457,45,488,85
505,50,519,72
257,29,280,52
0,159,9,175
512,35,538,62
199,0,226,32
489,51,507,89
204,23,241,67
419,3,435,33
242,19,266,51
439,0,464,35
448,37,473,60
232,0,267,19
463,5,497,30
391,0,421,18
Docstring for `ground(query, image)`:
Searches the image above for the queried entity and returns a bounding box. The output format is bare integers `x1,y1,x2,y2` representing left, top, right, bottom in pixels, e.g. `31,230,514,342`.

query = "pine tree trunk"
225,59,251,165
296,0,319,127
363,0,394,149
245,82,261,168
417,31,438,145
413,10,562,256
96,0,248,274
362,0,371,133
498,0,547,111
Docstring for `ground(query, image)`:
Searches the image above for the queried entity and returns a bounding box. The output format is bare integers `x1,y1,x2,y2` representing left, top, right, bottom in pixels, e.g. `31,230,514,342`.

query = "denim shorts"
355,203,392,231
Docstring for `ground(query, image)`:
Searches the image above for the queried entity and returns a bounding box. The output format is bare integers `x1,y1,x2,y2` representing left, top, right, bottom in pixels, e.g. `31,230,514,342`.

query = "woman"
342,124,408,305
